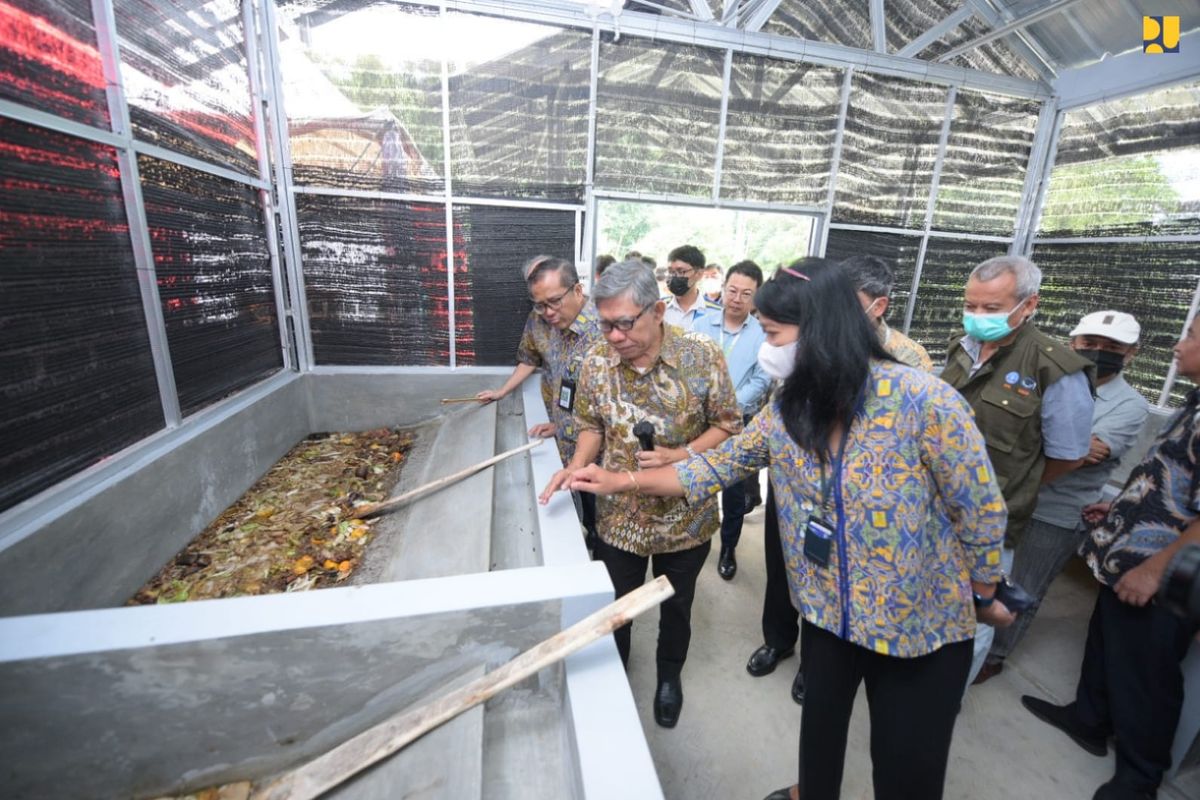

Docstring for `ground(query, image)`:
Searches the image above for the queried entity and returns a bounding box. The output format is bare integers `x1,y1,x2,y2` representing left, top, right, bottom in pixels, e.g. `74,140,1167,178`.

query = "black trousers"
1075,585,1195,792
595,537,712,681
798,621,972,800
579,490,597,536
761,484,801,651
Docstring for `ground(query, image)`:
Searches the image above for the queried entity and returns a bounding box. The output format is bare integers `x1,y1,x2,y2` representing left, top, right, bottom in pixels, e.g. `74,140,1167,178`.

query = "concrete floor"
621,501,1200,800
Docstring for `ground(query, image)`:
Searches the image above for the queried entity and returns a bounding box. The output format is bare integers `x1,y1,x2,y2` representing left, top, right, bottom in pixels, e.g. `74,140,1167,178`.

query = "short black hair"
839,255,894,301
641,255,656,269
595,254,616,277
624,250,642,260
667,244,705,270
525,256,578,288
726,260,764,287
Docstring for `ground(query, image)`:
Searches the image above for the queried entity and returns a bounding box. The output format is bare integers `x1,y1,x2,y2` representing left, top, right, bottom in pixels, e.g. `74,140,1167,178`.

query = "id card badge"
558,377,576,411
803,515,834,568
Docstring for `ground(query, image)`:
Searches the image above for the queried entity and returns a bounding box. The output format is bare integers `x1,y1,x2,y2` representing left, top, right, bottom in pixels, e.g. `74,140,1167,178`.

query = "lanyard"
817,421,853,514
719,324,742,357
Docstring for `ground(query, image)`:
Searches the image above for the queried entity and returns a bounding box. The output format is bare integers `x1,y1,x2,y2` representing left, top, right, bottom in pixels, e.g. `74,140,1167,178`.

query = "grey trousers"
987,517,1090,665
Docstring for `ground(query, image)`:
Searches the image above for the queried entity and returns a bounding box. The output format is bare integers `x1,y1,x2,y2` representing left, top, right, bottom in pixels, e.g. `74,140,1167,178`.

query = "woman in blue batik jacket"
568,257,1015,800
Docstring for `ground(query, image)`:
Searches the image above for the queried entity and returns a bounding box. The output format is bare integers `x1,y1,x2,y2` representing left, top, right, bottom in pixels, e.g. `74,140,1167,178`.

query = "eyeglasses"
532,282,578,315
724,287,755,301
667,267,695,278
599,302,655,333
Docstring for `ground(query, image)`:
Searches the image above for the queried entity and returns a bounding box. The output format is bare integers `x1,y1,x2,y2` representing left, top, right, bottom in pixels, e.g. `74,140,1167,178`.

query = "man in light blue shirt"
691,261,771,580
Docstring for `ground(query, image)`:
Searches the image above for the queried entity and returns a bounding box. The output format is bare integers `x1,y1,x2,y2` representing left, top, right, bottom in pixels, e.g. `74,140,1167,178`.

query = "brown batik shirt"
574,323,742,556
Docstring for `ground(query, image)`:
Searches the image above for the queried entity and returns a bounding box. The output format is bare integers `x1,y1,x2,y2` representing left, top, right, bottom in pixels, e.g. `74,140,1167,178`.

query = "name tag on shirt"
803,515,834,568
558,377,576,411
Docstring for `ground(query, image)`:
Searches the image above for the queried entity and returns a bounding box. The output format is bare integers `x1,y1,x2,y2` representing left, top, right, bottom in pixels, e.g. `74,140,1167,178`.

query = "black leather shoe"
1092,779,1155,799
718,546,737,580
791,668,805,705
746,644,794,677
1021,696,1108,757
763,786,798,800
653,677,683,728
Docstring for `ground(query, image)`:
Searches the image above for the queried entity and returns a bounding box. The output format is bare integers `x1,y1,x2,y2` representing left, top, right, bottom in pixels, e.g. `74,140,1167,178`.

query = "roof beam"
897,4,975,58
964,0,1058,79
741,0,783,32
686,0,715,23
937,0,1086,63
1054,30,1200,111
870,0,886,53
424,0,1051,98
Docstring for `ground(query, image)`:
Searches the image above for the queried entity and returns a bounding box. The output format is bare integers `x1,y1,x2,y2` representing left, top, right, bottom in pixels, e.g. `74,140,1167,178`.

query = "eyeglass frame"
667,265,699,278
531,280,579,315
598,301,657,333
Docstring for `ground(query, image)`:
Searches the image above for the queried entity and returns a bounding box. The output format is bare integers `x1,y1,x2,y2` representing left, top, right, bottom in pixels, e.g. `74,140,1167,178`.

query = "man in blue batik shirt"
691,260,771,580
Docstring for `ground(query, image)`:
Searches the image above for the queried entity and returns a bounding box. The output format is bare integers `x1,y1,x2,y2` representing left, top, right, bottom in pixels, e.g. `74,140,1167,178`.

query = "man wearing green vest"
940,255,1095,688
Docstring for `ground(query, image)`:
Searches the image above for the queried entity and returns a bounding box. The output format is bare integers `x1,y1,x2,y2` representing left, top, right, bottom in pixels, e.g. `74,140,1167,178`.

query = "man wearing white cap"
975,310,1149,683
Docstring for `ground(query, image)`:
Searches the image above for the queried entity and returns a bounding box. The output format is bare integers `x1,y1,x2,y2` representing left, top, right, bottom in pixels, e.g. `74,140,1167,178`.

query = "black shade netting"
448,18,590,202
833,72,947,229
114,0,256,175
0,119,164,514
763,0,871,51
277,1,445,195
823,228,922,328
1033,241,1200,407
932,90,1040,236
914,13,1042,82
719,56,842,206
906,237,1010,365
1039,83,1200,238
295,193,450,365
594,35,724,198
139,156,283,416
880,0,954,55
453,205,575,366
0,0,110,128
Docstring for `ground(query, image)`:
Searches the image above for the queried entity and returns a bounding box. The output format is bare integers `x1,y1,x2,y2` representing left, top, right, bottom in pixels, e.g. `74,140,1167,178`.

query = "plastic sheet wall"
1,0,281,514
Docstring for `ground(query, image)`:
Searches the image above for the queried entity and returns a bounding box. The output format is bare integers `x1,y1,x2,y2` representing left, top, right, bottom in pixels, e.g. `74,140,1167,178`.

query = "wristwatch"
973,591,995,608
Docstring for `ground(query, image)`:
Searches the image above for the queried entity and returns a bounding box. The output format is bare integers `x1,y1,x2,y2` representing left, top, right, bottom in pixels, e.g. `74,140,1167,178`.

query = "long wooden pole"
351,438,545,519
249,575,675,800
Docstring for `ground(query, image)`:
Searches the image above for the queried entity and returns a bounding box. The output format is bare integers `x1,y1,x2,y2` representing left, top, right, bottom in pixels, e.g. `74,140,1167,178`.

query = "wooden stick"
351,438,545,519
249,575,675,800
439,396,483,404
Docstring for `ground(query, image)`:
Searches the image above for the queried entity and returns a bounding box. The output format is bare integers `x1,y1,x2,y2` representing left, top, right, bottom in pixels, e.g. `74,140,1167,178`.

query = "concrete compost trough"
0,367,662,800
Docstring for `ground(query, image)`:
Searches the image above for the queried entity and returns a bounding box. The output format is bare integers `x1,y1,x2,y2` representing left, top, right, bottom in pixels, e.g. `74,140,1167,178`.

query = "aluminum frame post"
817,67,854,257
870,0,886,53
1015,104,1063,255
897,5,974,58
711,49,733,202
90,0,182,427
243,0,295,372
903,86,957,335
440,1,457,369
259,0,316,371
582,26,601,280
939,0,1085,63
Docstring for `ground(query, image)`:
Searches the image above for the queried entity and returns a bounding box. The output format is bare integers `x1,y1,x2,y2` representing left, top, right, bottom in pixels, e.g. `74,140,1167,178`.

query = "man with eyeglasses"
662,244,720,329
477,255,604,543
691,261,771,581
539,259,742,729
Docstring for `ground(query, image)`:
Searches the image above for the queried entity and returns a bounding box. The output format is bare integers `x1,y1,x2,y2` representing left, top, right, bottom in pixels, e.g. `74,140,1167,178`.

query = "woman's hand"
476,389,504,403
528,422,557,438
538,467,577,505
977,597,1016,628
569,464,631,495
1081,502,1112,526
635,446,686,469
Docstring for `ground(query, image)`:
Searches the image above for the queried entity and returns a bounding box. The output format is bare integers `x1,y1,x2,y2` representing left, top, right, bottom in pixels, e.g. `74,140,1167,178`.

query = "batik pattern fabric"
575,323,742,556
880,321,934,372
1081,388,1200,586
676,359,1007,658
515,301,604,463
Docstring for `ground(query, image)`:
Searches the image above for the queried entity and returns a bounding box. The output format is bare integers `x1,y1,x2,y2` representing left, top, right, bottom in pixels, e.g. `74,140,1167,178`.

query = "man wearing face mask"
974,311,1148,685
701,265,724,305
941,256,1095,687
662,244,720,329
840,255,933,372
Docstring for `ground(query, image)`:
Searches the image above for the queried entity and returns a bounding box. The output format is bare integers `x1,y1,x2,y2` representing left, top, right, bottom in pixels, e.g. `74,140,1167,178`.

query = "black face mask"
1076,348,1126,379
667,275,692,297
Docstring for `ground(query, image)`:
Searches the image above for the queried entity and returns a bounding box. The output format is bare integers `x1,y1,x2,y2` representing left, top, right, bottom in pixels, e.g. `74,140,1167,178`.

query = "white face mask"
701,277,723,296
757,340,798,380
